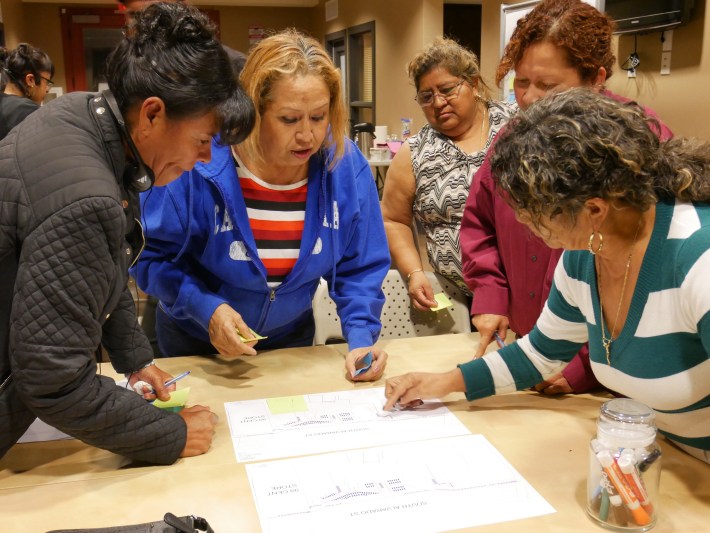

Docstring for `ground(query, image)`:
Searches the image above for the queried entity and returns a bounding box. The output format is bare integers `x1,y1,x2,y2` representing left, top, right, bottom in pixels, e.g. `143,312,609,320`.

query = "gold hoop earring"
587,231,603,255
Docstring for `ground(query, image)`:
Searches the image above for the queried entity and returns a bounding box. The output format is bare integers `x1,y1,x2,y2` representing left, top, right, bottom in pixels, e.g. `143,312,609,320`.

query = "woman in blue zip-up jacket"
133,29,391,381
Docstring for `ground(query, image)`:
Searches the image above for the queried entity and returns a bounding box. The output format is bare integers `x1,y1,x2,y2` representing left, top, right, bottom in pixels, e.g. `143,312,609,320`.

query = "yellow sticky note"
267,395,308,415
430,292,453,311
153,387,190,410
238,329,268,342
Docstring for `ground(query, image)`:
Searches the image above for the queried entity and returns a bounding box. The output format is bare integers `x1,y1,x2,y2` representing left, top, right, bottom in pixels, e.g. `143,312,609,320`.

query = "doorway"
60,8,125,92
443,4,482,65
60,7,221,93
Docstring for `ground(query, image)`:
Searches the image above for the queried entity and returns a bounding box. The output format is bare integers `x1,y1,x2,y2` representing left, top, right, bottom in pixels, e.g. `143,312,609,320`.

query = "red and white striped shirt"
235,156,308,287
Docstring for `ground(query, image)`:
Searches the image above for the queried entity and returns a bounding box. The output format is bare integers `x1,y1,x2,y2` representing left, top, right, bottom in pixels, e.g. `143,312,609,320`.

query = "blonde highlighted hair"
238,29,346,168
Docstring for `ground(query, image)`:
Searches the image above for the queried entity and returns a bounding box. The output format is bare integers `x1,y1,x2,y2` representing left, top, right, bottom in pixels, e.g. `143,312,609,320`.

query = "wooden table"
2,333,708,532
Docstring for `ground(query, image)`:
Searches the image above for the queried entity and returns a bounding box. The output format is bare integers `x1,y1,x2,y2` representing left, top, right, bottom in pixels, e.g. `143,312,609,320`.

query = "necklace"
478,99,488,147
597,219,642,365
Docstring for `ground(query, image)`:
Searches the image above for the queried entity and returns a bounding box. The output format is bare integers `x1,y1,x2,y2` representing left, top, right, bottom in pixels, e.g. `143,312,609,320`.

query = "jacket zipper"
0,373,11,394
255,288,277,332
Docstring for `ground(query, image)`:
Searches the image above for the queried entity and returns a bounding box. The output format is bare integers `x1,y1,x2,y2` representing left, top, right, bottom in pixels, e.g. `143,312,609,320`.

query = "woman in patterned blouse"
381,37,515,311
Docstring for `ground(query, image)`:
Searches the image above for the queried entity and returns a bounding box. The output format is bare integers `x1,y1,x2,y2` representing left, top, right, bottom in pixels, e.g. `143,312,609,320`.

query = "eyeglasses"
39,75,54,87
415,79,466,107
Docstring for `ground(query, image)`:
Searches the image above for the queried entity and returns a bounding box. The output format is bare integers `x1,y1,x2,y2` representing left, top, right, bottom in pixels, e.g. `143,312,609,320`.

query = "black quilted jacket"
0,92,186,464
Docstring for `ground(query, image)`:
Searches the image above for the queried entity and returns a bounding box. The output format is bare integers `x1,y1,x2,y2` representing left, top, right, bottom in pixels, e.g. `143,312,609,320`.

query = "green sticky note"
430,292,453,311
153,387,190,410
267,395,308,414
238,329,268,342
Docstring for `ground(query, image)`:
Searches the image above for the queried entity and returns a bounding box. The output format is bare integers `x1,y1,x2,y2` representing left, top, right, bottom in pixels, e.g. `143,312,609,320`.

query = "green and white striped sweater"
460,200,710,452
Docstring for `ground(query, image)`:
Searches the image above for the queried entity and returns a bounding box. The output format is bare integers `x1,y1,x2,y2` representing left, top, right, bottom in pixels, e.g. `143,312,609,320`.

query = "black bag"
46,513,214,533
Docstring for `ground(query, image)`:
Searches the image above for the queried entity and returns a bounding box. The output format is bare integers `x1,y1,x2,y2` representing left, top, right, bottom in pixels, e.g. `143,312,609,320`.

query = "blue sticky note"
353,351,374,377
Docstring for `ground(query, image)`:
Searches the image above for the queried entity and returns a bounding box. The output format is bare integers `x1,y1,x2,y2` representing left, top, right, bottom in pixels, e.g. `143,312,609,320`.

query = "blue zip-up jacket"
132,138,390,350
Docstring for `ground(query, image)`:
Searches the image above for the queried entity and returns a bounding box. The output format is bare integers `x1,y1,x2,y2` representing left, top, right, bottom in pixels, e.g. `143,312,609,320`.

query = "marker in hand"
133,371,190,397
163,370,190,388
352,351,374,377
494,332,506,349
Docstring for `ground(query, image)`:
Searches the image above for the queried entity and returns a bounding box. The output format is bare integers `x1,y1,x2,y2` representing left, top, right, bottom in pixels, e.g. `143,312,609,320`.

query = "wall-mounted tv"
601,0,695,34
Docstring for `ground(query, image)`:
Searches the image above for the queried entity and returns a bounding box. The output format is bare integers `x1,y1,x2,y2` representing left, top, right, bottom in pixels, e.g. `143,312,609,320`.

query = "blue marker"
352,352,373,377
494,332,506,349
163,370,190,388
141,371,190,402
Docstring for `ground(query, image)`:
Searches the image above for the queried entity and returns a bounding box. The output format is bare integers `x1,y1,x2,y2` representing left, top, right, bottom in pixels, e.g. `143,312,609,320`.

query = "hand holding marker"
133,371,190,397
163,371,190,388
352,351,374,377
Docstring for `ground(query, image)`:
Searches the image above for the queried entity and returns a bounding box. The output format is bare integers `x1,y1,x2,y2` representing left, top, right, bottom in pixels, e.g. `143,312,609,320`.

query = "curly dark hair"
496,0,615,86
106,2,254,145
490,89,710,230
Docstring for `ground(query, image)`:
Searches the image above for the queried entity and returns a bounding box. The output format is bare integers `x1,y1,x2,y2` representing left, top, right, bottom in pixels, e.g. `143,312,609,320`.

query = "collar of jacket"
89,93,130,184
88,92,142,252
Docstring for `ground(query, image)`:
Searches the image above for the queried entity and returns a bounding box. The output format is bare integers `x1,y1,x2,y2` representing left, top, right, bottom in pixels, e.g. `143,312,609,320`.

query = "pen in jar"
494,332,506,349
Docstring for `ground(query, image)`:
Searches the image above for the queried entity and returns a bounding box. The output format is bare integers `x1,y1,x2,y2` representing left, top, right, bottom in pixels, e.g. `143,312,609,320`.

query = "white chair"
312,269,471,345
312,277,344,345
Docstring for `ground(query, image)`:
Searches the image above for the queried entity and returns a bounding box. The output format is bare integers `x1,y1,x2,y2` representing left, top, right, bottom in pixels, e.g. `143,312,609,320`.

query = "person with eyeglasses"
0,43,54,140
381,38,516,312
460,0,672,394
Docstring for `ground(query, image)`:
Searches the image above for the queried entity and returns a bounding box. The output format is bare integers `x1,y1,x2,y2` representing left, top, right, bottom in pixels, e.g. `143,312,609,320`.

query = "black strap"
45,513,214,533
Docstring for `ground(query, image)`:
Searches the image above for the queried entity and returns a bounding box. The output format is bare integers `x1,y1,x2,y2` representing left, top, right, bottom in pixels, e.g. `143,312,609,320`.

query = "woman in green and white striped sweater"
384,89,710,463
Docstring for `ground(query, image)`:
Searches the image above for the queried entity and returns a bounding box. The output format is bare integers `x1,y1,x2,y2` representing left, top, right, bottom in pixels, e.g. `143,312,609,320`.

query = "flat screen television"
602,0,695,34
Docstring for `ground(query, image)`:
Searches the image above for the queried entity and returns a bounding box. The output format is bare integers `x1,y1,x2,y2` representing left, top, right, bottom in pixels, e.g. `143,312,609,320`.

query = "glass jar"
587,398,661,531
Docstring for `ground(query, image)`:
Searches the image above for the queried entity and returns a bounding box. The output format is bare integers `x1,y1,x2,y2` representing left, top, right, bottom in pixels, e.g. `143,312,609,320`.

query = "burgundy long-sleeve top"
460,90,673,392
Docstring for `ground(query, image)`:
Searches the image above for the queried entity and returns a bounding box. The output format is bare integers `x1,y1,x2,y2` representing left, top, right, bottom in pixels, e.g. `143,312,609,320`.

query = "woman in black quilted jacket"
0,3,254,464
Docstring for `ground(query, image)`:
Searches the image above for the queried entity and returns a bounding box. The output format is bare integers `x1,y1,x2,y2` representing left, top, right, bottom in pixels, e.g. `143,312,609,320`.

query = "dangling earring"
588,230,604,255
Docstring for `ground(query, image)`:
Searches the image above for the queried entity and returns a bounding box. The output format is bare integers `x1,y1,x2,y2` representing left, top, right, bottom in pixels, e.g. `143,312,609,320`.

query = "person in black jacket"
0,43,54,140
117,0,247,359
0,3,254,464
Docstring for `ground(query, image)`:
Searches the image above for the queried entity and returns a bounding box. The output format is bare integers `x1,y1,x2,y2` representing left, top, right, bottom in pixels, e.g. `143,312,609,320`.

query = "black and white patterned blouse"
409,99,517,295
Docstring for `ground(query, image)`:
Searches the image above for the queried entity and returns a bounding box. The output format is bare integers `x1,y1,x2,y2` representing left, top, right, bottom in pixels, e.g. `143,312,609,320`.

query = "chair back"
312,269,471,345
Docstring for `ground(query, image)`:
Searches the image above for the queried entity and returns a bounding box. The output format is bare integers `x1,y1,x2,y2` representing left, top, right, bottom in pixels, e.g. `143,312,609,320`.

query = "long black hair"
105,2,254,145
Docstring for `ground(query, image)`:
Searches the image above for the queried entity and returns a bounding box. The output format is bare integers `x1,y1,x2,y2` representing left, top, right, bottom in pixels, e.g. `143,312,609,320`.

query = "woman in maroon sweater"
460,0,672,394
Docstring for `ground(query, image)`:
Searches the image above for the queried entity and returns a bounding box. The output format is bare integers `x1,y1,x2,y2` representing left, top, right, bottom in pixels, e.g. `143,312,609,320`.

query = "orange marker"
596,449,651,526
618,452,654,515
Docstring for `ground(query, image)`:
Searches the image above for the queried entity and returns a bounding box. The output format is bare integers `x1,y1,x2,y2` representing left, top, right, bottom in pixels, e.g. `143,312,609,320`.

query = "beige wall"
606,0,710,139
1,0,27,45
480,0,522,89
5,0,708,140
314,0,444,138
214,5,314,53
479,0,710,140
20,4,65,88
5,2,315,92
